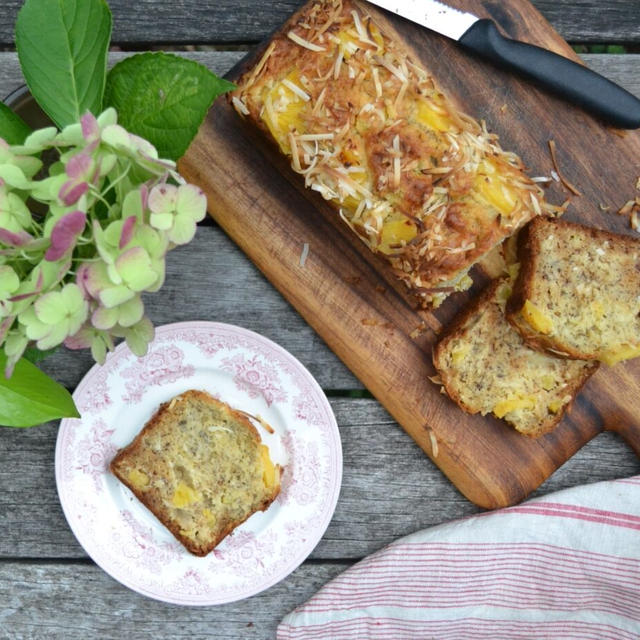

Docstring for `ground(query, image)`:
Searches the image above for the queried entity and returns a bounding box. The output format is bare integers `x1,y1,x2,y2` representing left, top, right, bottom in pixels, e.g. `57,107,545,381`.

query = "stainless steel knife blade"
365,0,478,41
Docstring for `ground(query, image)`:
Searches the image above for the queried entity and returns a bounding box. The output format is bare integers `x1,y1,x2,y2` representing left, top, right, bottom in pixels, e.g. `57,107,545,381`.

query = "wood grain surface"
0,0,639,45
179,0,640,508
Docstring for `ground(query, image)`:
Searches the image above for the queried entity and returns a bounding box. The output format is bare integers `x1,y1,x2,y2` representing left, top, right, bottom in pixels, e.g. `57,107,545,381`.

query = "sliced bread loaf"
110,389,281,556
507,216,640,365
433,279,598,436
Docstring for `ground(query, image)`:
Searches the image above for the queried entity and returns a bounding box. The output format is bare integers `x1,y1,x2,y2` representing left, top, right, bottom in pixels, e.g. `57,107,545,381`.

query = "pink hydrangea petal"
59,180,89,206
83,261,111,299
0,315,14,343
119,216,136,249
91,305,118,330
81,112,100,142
0,228,34,247
75,263,92,298
148,183,177,214
66,152,92,180
45,211,86,261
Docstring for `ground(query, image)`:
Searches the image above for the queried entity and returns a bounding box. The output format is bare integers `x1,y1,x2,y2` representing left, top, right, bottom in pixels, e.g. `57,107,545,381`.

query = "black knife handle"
459,19,640,129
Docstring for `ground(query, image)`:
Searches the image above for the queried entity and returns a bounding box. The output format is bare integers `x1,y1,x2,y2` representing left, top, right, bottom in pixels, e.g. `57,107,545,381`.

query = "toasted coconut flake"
530,193,542,216
282,78,311,101
428,428,439,459
287,30,326,52
530,176,552,183
372,67,382,98
333,49,344,79
618,200,635,216
289,133,302,172
236,409,275,434
299,242,310,266
631,211,639,232
297,132,335,141
243,42,276,92
392,134,401,188
231,96,250,116
312,86,327,116
548,140,582,196
373,54,407,83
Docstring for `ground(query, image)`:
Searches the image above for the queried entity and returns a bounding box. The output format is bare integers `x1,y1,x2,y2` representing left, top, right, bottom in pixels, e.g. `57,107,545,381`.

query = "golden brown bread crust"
506,216,640,363
231,0,550,307
433,278,598,437
110,390,281,557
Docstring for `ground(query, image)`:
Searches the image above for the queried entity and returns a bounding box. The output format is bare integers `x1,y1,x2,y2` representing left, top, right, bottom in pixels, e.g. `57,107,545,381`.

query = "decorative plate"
55,321,342,605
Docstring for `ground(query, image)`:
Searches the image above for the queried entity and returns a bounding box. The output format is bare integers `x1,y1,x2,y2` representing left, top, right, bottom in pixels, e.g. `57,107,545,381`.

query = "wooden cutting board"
179,0,640,509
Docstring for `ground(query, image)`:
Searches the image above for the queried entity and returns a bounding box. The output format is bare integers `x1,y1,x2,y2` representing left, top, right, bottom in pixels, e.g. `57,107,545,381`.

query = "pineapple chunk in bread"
433,279,598,437
110,390,281,556
507,217,640,365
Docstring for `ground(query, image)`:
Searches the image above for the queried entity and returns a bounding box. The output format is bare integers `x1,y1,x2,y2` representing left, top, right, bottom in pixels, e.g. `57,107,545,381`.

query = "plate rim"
55,320,343,605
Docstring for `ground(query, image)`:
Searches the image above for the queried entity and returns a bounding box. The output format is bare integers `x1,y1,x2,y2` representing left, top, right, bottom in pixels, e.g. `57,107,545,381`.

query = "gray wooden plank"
0,1,637,46
0,560,345,640
1,398,638,560
1,52,638,104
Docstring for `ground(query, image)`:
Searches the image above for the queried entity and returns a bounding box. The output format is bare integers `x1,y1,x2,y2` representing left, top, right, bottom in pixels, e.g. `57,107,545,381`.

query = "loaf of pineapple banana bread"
110,390,281,556
507,216,640,365
231,0,551,307
433,279,598,436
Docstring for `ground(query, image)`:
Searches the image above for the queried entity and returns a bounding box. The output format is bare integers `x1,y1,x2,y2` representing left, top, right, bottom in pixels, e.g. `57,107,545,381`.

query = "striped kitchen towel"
278,476,640,639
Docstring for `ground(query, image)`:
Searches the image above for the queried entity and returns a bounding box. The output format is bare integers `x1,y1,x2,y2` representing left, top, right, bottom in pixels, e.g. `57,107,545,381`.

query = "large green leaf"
0,102,32,144
104,52,235,160
15,0,112,128
0,352,79,427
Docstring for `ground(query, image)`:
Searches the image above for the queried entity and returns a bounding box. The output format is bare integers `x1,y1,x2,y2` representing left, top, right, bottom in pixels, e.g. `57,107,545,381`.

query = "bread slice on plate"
433,279,598,437
110,390,281,556
507,216,640,365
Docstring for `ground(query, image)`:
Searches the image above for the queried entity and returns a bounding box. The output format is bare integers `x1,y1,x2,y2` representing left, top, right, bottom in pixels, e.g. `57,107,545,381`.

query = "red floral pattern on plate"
75,419,117,491
220,353,287,406
121,345,195,403
55,322,342,606
76,367,111,414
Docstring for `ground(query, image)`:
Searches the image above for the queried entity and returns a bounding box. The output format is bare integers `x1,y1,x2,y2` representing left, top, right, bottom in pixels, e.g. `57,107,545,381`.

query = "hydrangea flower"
148,183,207,244
0,109,207,374
0,184,33,234
19,283,88,350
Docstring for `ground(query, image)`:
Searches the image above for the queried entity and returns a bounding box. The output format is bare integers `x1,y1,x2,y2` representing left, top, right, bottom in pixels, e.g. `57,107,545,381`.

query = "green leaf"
0,102,32,144
15,0,112,128
104,52,235,161
0,352,79,427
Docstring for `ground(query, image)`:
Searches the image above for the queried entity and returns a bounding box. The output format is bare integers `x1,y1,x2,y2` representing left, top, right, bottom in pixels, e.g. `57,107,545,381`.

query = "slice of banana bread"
433,279,598,436
110,390,281,556
507,216,640,365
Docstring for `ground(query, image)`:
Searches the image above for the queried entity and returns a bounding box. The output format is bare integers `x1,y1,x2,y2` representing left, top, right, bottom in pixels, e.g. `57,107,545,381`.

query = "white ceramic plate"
55,321,342,605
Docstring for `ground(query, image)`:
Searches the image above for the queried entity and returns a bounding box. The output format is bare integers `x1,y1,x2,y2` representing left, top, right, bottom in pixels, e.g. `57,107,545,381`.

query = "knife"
365,0,640,129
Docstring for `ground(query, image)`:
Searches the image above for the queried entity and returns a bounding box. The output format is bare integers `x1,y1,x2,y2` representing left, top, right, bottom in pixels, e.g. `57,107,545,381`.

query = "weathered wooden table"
1,2,639,638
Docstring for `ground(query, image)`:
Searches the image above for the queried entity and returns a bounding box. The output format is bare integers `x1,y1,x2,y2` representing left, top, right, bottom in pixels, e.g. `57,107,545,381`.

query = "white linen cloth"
278,476,640,639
